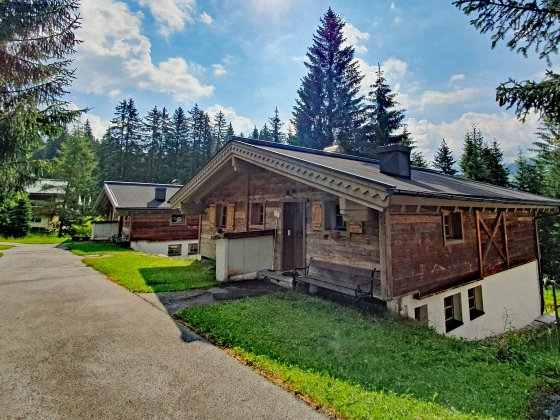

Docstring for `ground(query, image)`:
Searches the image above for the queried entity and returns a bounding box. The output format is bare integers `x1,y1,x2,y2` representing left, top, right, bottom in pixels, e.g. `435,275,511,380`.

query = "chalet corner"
169,137,560,340
93,181,200,258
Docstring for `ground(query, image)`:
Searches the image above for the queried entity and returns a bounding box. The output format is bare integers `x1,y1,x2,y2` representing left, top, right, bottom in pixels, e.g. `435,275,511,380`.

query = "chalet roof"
94,181,183,212
170,138,560,210
26,179,67,196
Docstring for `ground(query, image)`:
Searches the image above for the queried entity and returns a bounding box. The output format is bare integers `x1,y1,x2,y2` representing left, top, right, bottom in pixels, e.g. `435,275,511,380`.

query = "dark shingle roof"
100,181,183,210
235,138,560,207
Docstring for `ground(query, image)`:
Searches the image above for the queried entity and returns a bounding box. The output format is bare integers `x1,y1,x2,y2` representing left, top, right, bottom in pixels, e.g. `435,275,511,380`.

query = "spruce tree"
483,140,510,187
361,64,406,157
226,122,235,141
460,126,488,181
259,123,272,141
0,0,82,199
513,149,542,194
269,107,283,143
433,139,458,175
169,107,190,182
401,127,428,167
251,126,259,139
292,8,365,151
142,106,163,182
212,111,228,153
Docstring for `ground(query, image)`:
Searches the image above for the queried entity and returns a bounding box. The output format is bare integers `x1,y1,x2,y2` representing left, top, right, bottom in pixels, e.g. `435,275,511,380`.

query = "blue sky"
71,0,551,163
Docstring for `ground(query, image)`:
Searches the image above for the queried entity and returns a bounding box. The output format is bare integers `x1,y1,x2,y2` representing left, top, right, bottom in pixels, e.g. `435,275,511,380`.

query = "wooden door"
282,202,305,270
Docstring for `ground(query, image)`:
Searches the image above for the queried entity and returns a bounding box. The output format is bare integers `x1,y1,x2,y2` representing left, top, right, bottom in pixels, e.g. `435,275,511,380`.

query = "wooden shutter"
348,221,363,234
311,201,323,231
226,203,235,231
208,204,216,229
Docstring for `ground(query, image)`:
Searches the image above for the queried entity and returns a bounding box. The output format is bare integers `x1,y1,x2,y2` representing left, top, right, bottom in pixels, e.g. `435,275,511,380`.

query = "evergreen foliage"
400,127,427,167
0,196,31,238
460,126,509,186
292,8,365,151
268,107,284,143
513,149,541,194
433,139,458,175
454,1,560,122
259,123,272,141
53,123,98,236
0,0,82,199
361,64,406,158
251,126,259,139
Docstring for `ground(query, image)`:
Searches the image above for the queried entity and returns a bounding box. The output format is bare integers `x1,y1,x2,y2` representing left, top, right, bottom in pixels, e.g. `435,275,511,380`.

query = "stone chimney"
378,144,411,178
155,187,167,202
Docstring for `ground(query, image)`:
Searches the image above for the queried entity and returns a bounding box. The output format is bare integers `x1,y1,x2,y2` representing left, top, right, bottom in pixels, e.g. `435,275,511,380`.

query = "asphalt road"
0,243,325,419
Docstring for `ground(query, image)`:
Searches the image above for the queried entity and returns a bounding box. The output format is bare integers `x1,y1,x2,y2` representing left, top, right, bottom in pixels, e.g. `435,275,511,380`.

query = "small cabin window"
324,201,346,231
215,204,228,228
170,214,184,225
32,216,42,223
468,285,484,320
250,202,265,228
187,243,199,255
168,244,182,257
414,305,428,326
442,211,463,244
444,293,463,332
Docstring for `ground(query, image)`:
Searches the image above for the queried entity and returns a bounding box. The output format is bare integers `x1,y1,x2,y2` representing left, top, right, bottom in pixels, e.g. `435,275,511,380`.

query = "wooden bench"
295,258,380,298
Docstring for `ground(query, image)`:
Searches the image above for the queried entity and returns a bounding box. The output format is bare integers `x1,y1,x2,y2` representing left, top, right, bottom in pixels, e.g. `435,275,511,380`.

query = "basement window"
324,201,346,231
250,202,265,229
442,211,463,244
170,214,184,225
187,243,199,255
414,305,428,326
468,285,484,320
168,244,182,257
444,293,463,332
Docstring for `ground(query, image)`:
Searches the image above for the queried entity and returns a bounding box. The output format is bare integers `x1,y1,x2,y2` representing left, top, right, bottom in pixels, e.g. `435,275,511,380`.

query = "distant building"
26,179,67,230
93,181,200,258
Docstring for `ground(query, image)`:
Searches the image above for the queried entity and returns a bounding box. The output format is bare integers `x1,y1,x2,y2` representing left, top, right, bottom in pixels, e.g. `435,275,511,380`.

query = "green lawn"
178,292,560,419
0,244,14,251
65,242,134,256
83,253,217,292
0,234,70,244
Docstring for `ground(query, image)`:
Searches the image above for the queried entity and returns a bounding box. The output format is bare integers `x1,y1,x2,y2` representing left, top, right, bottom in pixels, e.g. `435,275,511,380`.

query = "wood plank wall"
390,209,537,297
128,213,199,241
197,169,380,270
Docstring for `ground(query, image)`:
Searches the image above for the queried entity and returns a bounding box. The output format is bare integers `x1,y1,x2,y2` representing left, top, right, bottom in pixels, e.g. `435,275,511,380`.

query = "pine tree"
226,122,235,141
212,111,228,153
251,126,259,139
361,64,406,157
259,123,272,141
400,126,427,167
513,149,542,194
0,0,82,199
142,106,163,182
483,140,510,187
84,120,95,142
269,107,283,143
169,106,191,182
460,126,488,181
433,139,458,175
454,1,560,122
292,8,365,150
53,124,98,236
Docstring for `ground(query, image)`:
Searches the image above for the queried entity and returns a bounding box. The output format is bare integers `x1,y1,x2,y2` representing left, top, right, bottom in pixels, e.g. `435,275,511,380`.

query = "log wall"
128,212,199,241
390,209,537,297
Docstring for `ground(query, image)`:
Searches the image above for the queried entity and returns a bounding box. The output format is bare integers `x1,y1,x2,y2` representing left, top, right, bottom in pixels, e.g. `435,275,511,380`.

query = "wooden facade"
121,212,199,242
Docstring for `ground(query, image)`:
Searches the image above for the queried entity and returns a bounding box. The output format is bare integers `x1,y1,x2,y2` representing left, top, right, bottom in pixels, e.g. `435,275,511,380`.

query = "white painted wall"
215,235,274,281
396,261,541,340
130,240,199,258
91,222,119,241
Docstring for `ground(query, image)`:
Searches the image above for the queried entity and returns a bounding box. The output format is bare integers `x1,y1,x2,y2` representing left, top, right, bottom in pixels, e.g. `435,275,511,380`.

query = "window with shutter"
312,201,323,231
208,204,216,229
226,203,235,231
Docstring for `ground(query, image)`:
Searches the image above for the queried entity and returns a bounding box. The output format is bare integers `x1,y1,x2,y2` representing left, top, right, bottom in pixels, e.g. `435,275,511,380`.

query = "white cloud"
357,57,408,91
138,0,196,38
84,113,110,139
342,22,370,55
108,89,122,98
199,11,213,24
449,74,466,85
206,104,254,135
418,88,478,107
291,55,306,63
407,112,540,165
76,0,213,102
212,64,227,77
390,2,402,25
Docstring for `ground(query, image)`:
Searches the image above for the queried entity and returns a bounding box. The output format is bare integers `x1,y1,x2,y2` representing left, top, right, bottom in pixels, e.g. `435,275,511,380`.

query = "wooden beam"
503,211,510,267
476,210,484,279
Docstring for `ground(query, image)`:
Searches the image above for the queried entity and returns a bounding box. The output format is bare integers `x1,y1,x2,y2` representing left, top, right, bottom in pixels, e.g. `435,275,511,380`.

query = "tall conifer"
433,139,458,175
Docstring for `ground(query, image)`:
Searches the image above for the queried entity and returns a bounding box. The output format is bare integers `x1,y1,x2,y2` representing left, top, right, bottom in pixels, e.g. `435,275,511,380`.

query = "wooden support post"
475,210,484,279
379,210,393,299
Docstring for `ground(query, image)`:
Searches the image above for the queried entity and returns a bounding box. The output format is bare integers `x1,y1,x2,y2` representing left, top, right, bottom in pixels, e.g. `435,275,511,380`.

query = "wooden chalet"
169,137,560,339
26,179,67,230
93,181,199,257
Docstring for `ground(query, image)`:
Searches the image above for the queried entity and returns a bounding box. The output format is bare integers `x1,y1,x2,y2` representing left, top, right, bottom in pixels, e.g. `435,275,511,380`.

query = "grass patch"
177,292,560,419
0,234,70,244
0,244,14,251
83,253,217,292
66,241,133,256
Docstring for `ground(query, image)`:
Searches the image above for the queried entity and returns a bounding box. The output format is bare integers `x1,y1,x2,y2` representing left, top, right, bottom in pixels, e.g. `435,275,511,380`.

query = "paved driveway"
0,244,325,419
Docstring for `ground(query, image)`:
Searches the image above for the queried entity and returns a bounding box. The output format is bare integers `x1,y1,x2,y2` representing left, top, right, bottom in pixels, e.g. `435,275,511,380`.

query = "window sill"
445,319,463,333
444,238,464,246
469,309,484,321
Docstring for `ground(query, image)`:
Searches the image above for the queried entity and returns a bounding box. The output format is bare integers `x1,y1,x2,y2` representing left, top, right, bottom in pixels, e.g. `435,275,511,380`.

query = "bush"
0,196,31,238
